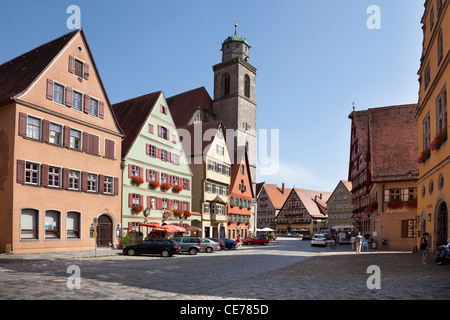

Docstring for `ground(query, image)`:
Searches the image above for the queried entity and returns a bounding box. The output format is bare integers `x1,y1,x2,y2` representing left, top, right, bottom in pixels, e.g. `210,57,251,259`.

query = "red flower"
131,176,144,184
173,209,183,217
417,148,431,164
160,183,171,191
184,210,192,218
387,199,404,209
172,185,183,193
132,205,144,213
430,128,448,151
149,180,160,189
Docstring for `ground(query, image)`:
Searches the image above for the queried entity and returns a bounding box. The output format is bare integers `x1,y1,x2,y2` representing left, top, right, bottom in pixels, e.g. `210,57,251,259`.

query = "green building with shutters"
112,91,198,242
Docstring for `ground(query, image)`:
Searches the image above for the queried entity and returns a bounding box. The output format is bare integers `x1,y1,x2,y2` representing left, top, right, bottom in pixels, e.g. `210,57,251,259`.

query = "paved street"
0,237,449,301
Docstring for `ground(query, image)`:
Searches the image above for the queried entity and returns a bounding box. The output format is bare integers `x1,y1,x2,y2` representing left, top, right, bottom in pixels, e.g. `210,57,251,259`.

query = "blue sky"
0,0,424,192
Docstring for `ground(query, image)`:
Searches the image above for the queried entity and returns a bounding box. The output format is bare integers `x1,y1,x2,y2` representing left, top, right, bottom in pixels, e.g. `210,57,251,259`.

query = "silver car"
200,238,221,253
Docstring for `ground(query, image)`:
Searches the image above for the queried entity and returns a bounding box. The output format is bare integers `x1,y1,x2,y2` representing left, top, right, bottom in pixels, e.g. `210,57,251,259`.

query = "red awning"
162,225,186,233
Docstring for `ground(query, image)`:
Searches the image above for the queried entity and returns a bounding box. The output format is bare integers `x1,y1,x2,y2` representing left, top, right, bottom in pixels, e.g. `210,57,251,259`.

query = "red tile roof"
166,87,213,128
112,91,162,157
263,184,291,209
293,188,332,218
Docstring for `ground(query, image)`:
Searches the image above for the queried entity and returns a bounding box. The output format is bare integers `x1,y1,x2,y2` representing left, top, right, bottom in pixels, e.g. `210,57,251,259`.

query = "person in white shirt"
437,238,450,265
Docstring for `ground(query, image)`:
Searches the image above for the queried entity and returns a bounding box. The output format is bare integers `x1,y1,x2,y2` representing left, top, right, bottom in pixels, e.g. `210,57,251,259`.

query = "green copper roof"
222,33,250,47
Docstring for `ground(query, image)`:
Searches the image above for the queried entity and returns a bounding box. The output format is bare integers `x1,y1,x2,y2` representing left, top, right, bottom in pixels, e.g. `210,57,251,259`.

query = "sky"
0,0,425,192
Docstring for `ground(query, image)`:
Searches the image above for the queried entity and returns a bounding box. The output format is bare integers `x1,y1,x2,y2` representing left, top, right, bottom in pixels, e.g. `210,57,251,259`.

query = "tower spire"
234,22,238,35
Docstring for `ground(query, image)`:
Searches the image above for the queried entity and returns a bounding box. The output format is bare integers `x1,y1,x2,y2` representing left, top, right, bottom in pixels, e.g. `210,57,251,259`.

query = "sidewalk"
0,248,123,260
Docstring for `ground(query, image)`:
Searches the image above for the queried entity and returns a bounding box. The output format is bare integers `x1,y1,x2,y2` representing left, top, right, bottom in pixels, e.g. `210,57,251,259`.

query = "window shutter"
166,129,169,140
114,178,119,196
146,169,150,182
128,164,133,178
156,198,162,210
167,175,172,186
65,87,73,108
83,63,90,80
46,79,54,100
97,174,104,194
139,167,144,179
16,160,25,184
145,144,150,156
68,55,75,74
155,171,160,183
81,171,88,192
187,179,190,191
84,95,90,114
82,132,89,153
172,134,176,143
62,168,69,190
105,139,114,159
187,202,190,211
139,194,144,207
41,164,49,187
63,126,71,148
148,124,154,134
128,193,133,208
99,101,104,119
18,113,27,137
92,135,99,155
42,120,50,143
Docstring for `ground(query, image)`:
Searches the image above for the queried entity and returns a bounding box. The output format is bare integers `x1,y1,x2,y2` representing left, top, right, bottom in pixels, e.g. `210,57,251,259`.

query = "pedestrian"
236,235,243,250
350,234,356,251
437,238,450,265
355,232,363,253
420,232,429,264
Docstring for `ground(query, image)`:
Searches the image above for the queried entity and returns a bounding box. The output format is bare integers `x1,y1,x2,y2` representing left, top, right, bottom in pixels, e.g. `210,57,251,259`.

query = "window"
241,165,245,175
204,203,210,214
87,174,98,192
172,153,179,165
161,173,168,184
45,210,60,239
430,7,435,31
160,105,168,115
216,163,223,173
423,113,431,150
436,87,447,134
70,129,81,150
216,145,224,156
67,211,80,239
161,149,167,161
27,116,41,140
438,30,444,65
72,91,82,111
214,183,220,194
148,170,157,181
74,59,84,78
208,160,215,171
132,194,140,206
53,83,64,104
21,209,38,239
160,126,168,140
131,165,140,177
148,145,156,157
173,200,179,210
216,129,223,139
89,98,98,117
162,199,168,210
183,178,189,190
104,176,113,194
49,123,62,145
244,74,250,98
25,162,39,185
172,176,179,186
48,167,61,188
183,201,188,211
424,63,431,89
223,73,230,96
69,170,80,190
205,181,212,193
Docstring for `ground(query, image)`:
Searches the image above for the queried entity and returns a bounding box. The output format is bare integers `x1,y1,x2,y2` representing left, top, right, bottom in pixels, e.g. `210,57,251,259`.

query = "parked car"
291,233,303,238
281,232,292,237
243,236,269,245
123,239,180,257
174,236,203,255
302,234,312,240
200,238,221,253
222,238,237,249
311,234,327,247
208,238,226,250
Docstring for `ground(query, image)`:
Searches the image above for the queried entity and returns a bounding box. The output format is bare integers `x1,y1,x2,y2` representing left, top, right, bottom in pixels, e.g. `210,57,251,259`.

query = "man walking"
355,232,363,253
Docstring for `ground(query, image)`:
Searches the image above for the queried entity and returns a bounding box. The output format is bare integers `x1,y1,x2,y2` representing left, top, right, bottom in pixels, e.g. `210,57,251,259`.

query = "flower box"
132,205,144,213
406,199,418,208
131,176,144,185
172,185,183,193
184,210,192,218
173,209,183,217
160,183,171,191
387,199,404,209
149,180,160,189
366,202,378,213
430,128,447,151
417,148,431,164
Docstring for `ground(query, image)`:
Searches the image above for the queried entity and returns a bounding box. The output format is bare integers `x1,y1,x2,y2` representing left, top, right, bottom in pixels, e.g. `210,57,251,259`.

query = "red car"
243,236,269,245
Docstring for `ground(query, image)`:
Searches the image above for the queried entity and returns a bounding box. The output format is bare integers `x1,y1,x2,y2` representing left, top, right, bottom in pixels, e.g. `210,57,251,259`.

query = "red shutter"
187,179,191,191
42,120,50,143
99,101,104,119
128,193,133,208
83,63,90,80
128,165,133,178
68,55,75,74
158,125,161,137
156,198,162,210
146,169,150,182
46,79,54,100
148,124,154,134
62,168,69,190
114,178,119,196
139,167,144,179
139,194,144,207
187,202,190,211
16,160,25,184
92,135,99,155
63,126,71,148
81,171,88,192
65,87,73,108
147,196,151,209
155,171,160,183
41,164,49,187
167,175,172,186
145,144,150,156
99,174,104,194
166,129,170,140
18,113,27,137
82,132,89,153
84,95,90,114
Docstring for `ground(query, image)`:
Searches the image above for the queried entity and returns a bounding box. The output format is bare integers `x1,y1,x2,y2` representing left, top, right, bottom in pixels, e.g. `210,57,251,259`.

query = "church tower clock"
212,24,257,194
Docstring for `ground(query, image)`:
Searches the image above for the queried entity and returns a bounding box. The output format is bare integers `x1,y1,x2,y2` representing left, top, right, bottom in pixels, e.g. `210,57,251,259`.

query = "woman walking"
420,233,429,264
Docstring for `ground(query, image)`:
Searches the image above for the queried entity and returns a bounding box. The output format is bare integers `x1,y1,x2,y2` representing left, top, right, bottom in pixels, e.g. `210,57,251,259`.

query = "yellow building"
417,0,449,252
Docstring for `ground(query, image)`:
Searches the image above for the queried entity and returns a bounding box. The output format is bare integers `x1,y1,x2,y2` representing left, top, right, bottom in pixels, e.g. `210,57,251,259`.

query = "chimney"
282,183,285,194
320,193,322,199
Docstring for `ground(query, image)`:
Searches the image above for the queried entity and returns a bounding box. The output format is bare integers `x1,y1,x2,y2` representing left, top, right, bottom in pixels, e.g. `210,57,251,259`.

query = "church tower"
212,24,257,194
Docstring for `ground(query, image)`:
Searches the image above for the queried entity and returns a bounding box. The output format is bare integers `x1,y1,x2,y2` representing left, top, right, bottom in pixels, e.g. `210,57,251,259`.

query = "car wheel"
206,247,213,253
189,248,197,255
127,248,136,256
263,242,268,246
161,250,170,258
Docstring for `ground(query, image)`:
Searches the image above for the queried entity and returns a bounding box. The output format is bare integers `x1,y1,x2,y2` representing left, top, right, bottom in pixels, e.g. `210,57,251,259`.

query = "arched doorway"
436,202,448,247
97,215,113,247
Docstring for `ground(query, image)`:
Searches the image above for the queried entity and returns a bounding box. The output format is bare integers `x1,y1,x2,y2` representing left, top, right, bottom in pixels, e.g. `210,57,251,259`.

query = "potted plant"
172,185,183,193
132,205,144,213
160,183,171,191
149,180,160,189
131,176,144,185
184,210,192,218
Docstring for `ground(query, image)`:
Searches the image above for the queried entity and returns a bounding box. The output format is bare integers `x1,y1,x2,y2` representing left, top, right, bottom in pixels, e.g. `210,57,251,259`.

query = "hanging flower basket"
387,199,404,209
430,128,448,151
160,183,171,191
132,205,144,213
172,185,183,193
184,210,192,218
131,176,144,185
417,148,431,164
149,180,160,189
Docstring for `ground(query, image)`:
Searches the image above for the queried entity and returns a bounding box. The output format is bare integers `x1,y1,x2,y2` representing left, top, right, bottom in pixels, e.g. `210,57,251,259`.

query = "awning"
185,225,202,232
331,225,355,229
161,224,186,233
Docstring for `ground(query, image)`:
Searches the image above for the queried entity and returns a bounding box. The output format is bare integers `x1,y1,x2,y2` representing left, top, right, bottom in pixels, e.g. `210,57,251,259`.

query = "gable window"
160,105,168,115
241,165,245,175
49,123,62,145
53,83,65,104
216,145,224,156
172,153,179,165
148,145,156,157
69,170,80,190
27,116,41,140
160,126,168,140
72,91,82,111
25,162,39,185
70,129,81,150
438,30,444,65
89,98,99,117
424,63,431,89
74,59,84,78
